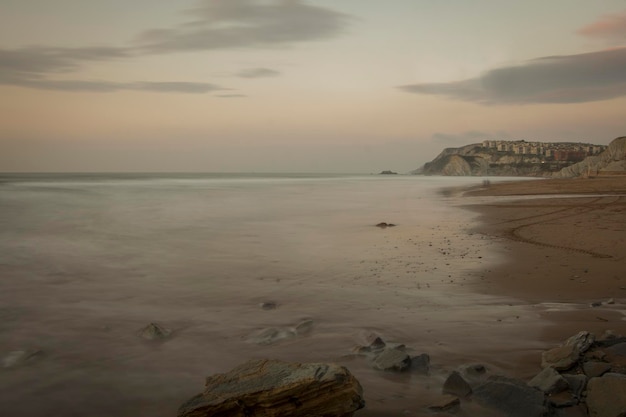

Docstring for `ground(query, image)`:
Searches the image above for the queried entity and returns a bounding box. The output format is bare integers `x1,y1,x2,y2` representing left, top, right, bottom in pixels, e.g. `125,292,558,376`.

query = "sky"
1,0,626,173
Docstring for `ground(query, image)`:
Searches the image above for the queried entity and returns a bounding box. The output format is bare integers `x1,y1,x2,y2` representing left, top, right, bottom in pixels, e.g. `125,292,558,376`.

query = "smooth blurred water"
0,173,542,416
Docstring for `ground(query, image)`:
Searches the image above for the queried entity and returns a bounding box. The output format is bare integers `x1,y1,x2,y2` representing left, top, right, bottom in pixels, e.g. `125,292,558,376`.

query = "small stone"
2,350,42,368
590,301,602,307
443,371,472,397
607,298,615,305
294,319,314,335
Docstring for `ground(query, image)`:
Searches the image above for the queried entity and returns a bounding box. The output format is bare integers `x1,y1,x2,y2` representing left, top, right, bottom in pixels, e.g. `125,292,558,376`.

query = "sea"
0,173,544,416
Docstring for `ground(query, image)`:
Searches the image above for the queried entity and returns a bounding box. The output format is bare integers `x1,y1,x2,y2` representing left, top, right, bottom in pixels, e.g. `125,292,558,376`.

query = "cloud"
399,47,626,104
0,1,350,94
236,68,281,78
578,10,626,42
21,79,222,94
134,0,350,54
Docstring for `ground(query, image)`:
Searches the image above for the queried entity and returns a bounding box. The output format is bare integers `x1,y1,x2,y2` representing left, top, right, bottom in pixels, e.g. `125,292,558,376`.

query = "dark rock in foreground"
586,375,626,417
178,359,364,417
473,376,548,417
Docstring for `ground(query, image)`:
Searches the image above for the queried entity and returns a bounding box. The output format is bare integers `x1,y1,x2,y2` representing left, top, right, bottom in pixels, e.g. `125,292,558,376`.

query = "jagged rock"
528,367,569,394
442,371,472,397
542,331,595,370
371,348,411,372
137,323,172,341
409,353,430,375
2,350,42,368
427,395,460,412
566,331,595,354
586,375,626,417
473,376,548,417
178,359,364,417
583,361,611,378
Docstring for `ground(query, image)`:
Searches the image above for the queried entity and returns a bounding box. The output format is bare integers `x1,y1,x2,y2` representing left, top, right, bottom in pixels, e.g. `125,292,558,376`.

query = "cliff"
411,140,606,177
554,137,626,178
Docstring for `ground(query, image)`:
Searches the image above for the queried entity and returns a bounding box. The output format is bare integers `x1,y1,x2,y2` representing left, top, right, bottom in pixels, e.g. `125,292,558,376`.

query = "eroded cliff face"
413,143,566,177
555,137,626,178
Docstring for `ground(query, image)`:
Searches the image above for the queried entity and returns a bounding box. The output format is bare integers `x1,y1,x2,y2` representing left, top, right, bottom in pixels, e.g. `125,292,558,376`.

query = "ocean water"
0,173,542,416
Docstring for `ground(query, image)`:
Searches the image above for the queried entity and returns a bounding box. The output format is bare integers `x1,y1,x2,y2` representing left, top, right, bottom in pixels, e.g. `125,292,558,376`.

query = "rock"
566,331,595,354
137,323,172,341
548,391,576,408
473,376,548,417
590,301,602,307
260,302,277,310
528,367,569,394
542,344,580,371
554,404,590,417
583,361,612,378
178,359,364,417
427,395,460,412
462,363,487,377
368,336,386,350
295,319,314,335
562,374,587,399
586,375,626,417
409,353,430,375
247,327,296,345
442,371,472,397
371,348,411,372
2,350,42,368
379,170,398,175
375,222,396,228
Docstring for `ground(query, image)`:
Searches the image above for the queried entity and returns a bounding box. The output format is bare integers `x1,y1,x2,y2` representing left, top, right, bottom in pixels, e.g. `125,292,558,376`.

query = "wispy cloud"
236,68,281,78
0,1,350,94
578,10,626,43
399,47,626,104
134,0,350,54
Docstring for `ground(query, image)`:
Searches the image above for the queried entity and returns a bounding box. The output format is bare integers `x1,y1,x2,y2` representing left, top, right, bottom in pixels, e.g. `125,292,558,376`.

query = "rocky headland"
413,137,626,177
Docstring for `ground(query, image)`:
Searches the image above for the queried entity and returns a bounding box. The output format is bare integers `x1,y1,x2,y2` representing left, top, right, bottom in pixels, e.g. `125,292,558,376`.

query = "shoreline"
461,176,626,345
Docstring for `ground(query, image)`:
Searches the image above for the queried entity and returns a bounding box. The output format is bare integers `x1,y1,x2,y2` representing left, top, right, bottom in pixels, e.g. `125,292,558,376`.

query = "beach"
0,174,624,416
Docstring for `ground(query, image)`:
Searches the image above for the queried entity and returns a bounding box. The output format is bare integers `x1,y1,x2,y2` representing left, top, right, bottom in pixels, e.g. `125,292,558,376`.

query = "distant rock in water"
555,136,626,178
177,359,364,417
379,170,398,175
375,222,396,228
137,323,172,341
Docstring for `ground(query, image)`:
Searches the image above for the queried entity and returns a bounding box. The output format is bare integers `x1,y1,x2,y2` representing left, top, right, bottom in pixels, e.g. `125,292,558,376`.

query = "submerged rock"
2,350,42,368
178,359,364,417
137,323,172,341
442,371,472,397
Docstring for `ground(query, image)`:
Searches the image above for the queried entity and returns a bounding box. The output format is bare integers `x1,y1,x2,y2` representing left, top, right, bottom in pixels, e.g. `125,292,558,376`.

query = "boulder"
528,367,569,394
542,344,580,371
586,375,626,417
371,348,411,372
178,359,364,417
473,376,548,417
409,353,430,375
442,371,472,397
583,361,611,378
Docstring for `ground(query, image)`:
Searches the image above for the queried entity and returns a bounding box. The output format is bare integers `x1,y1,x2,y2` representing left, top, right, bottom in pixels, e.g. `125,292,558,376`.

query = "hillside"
554,136,626,178
413,140,607,177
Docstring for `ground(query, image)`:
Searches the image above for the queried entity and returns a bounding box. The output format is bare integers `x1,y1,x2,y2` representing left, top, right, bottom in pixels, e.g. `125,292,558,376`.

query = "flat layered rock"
178,359,364,417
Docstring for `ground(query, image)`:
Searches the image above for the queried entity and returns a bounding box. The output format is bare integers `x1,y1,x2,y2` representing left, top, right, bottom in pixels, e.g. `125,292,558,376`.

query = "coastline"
461,176,626,344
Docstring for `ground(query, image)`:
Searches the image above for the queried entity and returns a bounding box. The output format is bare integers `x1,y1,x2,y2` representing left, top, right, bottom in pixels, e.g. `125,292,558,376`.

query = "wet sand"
462,176,626,356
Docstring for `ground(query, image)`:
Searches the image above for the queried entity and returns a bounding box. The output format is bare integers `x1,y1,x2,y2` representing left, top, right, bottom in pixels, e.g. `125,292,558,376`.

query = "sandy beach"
462,176,626,349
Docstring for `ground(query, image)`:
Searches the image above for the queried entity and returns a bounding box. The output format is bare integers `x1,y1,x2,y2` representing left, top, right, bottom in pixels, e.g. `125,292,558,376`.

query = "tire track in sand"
497,196,622,258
